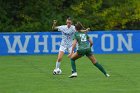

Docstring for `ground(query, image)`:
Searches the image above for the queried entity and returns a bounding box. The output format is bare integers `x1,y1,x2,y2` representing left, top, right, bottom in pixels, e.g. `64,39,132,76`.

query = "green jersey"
73,32,90,50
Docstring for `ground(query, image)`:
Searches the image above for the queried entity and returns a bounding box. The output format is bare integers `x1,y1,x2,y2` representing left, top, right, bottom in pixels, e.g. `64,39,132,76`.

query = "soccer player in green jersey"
68,22,110,78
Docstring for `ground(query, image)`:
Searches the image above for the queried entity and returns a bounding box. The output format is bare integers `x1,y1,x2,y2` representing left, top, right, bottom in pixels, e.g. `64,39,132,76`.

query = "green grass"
0,54,140,93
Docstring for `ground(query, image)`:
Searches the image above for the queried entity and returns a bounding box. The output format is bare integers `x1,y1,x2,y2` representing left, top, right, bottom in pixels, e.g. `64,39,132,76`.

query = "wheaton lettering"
1,33,133,55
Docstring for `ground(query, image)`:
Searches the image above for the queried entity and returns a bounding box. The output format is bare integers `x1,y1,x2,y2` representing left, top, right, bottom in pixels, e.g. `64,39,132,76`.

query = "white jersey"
57,25,76,48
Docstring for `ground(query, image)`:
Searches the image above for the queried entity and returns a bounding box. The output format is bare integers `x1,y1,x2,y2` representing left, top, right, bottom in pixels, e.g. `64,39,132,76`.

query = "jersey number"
80,34,87,42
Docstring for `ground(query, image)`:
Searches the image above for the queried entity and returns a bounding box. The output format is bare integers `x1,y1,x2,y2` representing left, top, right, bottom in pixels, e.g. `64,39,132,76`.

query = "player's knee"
92,60,97,64
57,58,62,62
70,58,75,61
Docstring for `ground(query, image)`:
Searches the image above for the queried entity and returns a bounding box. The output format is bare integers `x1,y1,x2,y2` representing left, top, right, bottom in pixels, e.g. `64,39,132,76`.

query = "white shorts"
59,45,72,53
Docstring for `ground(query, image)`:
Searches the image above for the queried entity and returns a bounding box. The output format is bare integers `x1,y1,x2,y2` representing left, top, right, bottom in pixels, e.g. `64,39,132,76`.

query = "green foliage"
0,0,140,32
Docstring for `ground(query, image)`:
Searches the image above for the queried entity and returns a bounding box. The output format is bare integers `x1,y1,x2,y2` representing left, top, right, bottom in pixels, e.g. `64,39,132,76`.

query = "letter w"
3,35,31,53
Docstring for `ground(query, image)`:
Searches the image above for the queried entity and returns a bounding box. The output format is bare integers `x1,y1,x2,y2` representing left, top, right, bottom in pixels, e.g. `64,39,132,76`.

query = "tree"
0,0,140,32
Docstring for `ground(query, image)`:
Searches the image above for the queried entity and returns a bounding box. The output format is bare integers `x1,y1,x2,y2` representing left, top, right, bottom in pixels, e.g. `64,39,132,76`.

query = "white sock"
56,62,61,69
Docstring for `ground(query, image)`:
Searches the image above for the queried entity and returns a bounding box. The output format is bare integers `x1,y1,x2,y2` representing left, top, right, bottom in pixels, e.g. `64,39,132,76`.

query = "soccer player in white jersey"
52,18,87,74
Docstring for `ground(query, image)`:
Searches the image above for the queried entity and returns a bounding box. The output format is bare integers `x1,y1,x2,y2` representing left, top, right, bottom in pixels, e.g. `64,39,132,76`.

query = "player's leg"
69,52,82,78
55,46,65,69
55,51,64,69
87,55,110,77
68,46,77,73
70,52,82,72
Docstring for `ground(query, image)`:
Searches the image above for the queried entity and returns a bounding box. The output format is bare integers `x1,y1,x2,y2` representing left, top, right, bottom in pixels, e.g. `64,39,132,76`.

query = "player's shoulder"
71,25,75,29
75,31,84,34
74,31,79,35
71,25,75,28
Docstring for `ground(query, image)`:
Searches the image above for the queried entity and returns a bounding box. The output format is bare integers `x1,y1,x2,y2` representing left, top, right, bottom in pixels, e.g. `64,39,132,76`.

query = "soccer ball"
53,68,62,75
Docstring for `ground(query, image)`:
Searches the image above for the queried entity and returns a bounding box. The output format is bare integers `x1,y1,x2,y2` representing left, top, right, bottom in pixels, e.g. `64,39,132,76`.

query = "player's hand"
68,53,72,58
53,20,57,25
86,28,90,31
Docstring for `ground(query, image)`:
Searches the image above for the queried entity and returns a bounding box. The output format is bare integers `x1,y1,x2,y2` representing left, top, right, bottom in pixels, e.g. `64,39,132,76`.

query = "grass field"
0,54,140,93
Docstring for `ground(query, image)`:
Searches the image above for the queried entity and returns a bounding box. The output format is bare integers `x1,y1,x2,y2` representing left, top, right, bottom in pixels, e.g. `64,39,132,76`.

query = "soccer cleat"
105,74,110,77
69,72,77,78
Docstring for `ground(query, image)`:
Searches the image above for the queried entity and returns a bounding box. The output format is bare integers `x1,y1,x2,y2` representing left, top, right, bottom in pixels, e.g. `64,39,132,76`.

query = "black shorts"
77,48,92,56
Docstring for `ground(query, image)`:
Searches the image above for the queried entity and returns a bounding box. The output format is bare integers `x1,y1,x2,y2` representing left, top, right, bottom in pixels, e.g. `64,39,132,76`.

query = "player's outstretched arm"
76,22,90,32
68,39,77,58
80,28,90,32
88,38,93,47
52,20,58,30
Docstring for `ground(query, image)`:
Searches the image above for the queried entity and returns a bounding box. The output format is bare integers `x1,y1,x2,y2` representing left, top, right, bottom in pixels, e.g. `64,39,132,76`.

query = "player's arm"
71,39,77,53
80,28,90,32
76,22,90,32
52,20,58,30
68,39,77,58
88,38,93,47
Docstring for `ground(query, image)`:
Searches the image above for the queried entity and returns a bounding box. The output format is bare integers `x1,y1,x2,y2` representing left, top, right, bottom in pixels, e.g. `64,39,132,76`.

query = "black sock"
94,62,107,75
70,59,76,72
